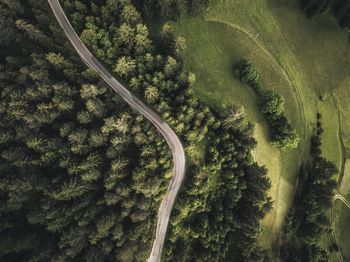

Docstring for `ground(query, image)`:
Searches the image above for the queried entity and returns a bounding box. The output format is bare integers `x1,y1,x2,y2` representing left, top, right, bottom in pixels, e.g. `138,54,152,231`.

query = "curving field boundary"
331,194,350,262
204,19,309,255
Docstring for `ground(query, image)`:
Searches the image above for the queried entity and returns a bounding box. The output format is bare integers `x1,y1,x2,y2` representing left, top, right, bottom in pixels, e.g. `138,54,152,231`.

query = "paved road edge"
47,1,186,261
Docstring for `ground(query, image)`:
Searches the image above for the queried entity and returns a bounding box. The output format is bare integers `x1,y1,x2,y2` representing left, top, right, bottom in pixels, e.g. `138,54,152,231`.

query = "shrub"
234,59,300,149
234,59,262,93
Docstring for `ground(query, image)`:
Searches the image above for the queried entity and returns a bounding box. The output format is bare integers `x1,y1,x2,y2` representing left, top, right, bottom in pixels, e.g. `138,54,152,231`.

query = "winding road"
47,1,186,261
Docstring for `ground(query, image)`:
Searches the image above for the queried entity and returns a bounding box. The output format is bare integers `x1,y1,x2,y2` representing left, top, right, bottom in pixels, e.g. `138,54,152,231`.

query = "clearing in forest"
170,0,350,253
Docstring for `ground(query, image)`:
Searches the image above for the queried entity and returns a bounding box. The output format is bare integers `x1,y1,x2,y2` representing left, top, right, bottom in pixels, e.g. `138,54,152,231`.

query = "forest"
0,0,272,261
132,0,209,19
281,114,338,261
300,0,350,28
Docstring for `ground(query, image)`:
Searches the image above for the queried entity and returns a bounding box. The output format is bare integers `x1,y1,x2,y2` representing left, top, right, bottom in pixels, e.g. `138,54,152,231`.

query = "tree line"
300,0,350,28
0,0,272,261
164,105,272,261
234,59,300,150
280,114,338,261
132,0,209,20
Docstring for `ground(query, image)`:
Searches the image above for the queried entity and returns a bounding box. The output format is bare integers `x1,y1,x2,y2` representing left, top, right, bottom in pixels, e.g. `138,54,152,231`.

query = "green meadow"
171,0,350,251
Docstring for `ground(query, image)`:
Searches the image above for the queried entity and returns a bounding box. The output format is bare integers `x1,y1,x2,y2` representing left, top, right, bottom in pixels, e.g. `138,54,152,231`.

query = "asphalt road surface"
47,1,186,261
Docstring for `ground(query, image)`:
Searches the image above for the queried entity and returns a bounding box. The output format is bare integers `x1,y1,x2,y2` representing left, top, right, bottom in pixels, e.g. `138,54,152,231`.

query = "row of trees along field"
0,0,271,261
280,114,338,261
132,0,209,19
300,0,350,28
234,59,300,150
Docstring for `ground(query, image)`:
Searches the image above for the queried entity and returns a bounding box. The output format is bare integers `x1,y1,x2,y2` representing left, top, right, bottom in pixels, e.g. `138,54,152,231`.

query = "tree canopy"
235,59,300,150
0,0,272,261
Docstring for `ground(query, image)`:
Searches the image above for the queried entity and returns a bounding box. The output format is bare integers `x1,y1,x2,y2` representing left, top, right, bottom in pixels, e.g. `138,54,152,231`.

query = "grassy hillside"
334,199,350,260
172,15,302,250
339,161,350,196
170,0,348,253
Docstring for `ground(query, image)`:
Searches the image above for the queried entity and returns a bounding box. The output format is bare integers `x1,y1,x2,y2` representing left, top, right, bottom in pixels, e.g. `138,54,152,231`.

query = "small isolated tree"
174,36,187,60
187,72,196,87
234,59,262,92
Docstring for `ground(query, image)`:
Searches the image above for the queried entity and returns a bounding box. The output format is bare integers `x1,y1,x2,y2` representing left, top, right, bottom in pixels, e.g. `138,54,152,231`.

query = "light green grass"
334,79,350,155
171,0,350,253
172,16,302,249
318,97,343,261
334,199,350,260
339,160,350,196
318,96,342,170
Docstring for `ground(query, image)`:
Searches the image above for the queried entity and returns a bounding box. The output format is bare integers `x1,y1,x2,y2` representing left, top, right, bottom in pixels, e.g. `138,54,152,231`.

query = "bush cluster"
235,59,300,150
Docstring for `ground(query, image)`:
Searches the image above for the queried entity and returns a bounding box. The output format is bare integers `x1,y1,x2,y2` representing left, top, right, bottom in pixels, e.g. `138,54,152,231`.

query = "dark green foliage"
132,0,209,19
164,115,272,262
281,115,338,262
234,59,300,150
0,0,171,260
299,0,333,17
261,91,285,117
159,23,187,59
234,59,262,93
70,5,271,259
299,0,350,29
0,0,271,261
222,105,247,129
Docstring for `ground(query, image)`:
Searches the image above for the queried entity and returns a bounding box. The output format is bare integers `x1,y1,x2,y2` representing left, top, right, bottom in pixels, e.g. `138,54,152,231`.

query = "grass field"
334,198,350,260
170,0,349,255
172,13,303,250
318,96,342,170
334,160,350,261
334,81,350,155
339,161,350,196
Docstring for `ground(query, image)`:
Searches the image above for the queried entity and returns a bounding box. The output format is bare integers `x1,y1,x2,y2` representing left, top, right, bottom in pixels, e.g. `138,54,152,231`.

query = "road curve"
47,1,186,261
331,194,350,262
333,194,350,209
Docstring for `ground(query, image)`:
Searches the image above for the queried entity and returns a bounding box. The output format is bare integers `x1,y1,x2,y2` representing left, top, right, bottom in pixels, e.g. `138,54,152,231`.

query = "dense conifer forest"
0,0,272,261
300,0,350,28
